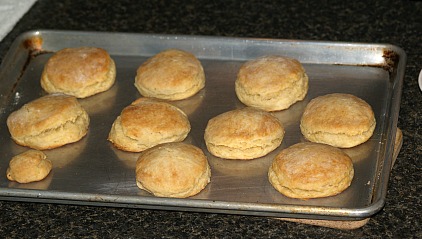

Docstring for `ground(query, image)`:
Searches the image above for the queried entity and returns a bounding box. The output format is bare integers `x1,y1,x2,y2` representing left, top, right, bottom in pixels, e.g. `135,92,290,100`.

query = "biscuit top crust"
7,94,84,138
205,107,284,146
301,93,376,135
120,98,190,139
272,142,353,186
135,49,204,95
42,47,112,88
237,55,306,94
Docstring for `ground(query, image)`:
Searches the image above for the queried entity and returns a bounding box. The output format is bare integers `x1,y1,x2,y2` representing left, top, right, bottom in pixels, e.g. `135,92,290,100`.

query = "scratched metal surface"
0,30,405,220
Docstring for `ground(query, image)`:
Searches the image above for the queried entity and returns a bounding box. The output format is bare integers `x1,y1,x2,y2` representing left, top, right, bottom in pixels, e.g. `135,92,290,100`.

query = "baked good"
204,107,285,160
7,93,90,150
41,47,116,98
6,150,52,183
135,142,211,198
134,49,205,100
108,98,191,152
300,93,376,148
268,142,354,199
235,55,308,111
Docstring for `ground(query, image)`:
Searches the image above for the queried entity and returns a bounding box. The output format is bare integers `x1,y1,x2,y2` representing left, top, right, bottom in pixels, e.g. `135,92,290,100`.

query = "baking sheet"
0,30,405,220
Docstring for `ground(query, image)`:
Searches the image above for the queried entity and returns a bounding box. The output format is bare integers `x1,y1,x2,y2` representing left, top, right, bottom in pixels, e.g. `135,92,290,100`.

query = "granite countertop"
0,0,421,238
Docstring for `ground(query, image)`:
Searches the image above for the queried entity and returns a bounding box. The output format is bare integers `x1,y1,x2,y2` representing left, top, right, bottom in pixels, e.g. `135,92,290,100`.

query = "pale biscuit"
300,93,376,148
41,47,116,98
6,150,52,183
108,98,191,152
268,142,354,199
235,55,308,111
135,142,211,198
204,107,285,160
134,49,205,100
7,94,90,150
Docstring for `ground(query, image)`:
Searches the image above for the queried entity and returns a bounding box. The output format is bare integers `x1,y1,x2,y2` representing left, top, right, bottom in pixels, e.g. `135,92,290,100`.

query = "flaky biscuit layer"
300,93,376,148
204,107,284,160
136,142,211,198
41,47,116,98
108,98,191,152
235,55,308,111
7,94,89,150
135,49,205,100
268,142,354,199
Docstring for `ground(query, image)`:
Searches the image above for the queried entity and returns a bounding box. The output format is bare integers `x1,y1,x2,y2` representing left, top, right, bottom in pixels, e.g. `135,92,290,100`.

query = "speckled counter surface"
0,0,421,238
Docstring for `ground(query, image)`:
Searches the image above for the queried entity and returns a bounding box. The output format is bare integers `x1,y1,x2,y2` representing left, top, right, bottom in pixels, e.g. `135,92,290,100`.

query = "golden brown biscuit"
268,142,354,199
108,98,191,152
300,93,376,148
135,142,211,198
41,47,116,98
235,55,308,111
134,49,205,100
7,94,90,150
204,107,285,160
6,150,52,183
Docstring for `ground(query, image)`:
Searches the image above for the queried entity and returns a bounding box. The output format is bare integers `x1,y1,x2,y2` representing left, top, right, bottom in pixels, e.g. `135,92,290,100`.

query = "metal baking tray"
0,30,405,220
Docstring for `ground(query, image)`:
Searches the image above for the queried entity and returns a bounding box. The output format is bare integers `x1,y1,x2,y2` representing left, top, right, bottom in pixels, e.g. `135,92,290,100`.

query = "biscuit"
204,107,285,160
300,93,376,148
268,142,354,199
235,55,308,111
41,47,116,98
135,142,211,198
7,94,90,150
108,98,191,152
6,150,52,183
134,49,205,100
